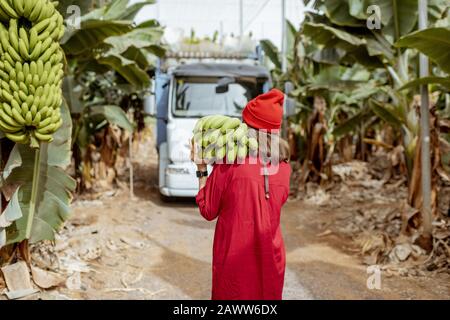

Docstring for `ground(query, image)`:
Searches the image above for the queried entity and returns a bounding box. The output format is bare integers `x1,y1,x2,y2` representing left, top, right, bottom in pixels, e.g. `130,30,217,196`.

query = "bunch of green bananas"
0,0,64,146
192,115,259,164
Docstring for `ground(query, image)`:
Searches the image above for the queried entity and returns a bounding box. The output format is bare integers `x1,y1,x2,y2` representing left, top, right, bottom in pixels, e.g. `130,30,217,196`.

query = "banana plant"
299,0,447,173
60,0,165,191
0,101,76,260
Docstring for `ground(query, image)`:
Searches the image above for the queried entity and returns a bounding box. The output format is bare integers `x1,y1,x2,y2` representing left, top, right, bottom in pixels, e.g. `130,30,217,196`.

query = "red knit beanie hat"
242,89,284,130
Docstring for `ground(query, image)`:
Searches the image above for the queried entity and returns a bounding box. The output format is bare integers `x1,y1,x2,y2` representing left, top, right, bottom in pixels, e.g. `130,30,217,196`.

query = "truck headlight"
166,167,190,175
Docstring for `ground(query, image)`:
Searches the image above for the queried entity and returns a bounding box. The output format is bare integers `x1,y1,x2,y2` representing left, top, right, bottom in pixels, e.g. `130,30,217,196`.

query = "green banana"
0,5,11,21
29,0,44,21
30,101,38,116
29,84,36,95
18,38,29,60
21,102,29,114
19,28,29,50
30,61,37,75
0,118,21,133
22,63,29,78
32,111,41,125
0,69,8,81
29,41,42,60
19,82,28,94
1,79,10,92
220,117,241,134
6,132,28,144
10,99,21,113
23,0,34,17
0,108,21,127
37,1,51,21
232,123,248,141
37,122,55,134
237,144,248,160
37,30,50,42
32,74,39,87
215,146,226,160
35,86,43,97
37,116,51,128
0,0,18,19
13,0,24,15
8,68,16,81
14,61,22,73
209,115,228,129
9,79,19,92
248,137,259,151
38,60,45,75
208,129,221,144
25,74,32,85
25,111,33,125
4,51,15,66
8,19,18,52
216,131,234,147
0,27,9,51
29,28,38,50
1,89,13,102
11,107,26,125
40,42,58,63
2,102,13,117
203,115,220,130
239,135,248,146
226,144,238,163
18,90,27,102
7,44,22,63
57,25,65,41
34,131,53,142
3,59,14,73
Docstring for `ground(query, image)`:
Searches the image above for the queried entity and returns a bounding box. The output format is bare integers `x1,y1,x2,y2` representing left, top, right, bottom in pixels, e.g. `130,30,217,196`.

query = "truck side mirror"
144,94,156,116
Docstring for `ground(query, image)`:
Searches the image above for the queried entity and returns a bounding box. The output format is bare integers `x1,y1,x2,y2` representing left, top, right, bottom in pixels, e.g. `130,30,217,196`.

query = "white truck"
146,50,272,197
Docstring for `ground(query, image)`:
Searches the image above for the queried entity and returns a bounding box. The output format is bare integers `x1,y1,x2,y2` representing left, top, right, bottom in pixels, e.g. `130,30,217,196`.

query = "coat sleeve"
195,165,225,221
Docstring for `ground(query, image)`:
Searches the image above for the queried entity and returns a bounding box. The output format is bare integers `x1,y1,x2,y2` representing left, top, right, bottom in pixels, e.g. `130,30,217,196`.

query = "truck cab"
152,53,271,197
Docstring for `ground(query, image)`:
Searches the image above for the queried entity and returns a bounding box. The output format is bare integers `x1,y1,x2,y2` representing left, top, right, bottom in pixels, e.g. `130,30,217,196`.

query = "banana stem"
25,147,41,239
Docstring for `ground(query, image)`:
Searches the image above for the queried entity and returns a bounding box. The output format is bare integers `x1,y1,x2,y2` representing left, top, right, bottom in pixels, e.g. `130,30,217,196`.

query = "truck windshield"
172,78,264,117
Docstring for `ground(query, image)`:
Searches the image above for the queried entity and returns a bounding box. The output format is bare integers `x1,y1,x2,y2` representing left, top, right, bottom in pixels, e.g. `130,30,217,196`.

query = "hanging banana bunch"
0,0,65,146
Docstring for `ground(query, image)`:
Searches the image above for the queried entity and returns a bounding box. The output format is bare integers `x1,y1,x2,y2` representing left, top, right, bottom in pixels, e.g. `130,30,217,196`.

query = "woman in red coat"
193,89,291,300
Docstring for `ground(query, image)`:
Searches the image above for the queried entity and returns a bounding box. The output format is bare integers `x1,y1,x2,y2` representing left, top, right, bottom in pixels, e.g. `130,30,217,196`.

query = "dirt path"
42,155,449,300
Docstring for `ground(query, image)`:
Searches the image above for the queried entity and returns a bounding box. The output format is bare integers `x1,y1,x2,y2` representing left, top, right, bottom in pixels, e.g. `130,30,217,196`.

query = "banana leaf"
369,99,403,126
97,54,151,89
395,27,450,74
260,39,282,69
323,0,365,27
368,0,418,41
399,76,450,91
62,20,132,56
88,105,134,132
5,102,76,244
332,109,372,137
302,22,364,51
0,187,23,248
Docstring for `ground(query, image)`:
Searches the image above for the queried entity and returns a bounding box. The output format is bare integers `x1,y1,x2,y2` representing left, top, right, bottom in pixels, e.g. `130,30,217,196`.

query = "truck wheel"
159,193,173,203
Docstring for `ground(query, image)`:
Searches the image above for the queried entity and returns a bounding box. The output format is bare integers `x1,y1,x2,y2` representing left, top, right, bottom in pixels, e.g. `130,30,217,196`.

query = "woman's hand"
191,137,207,171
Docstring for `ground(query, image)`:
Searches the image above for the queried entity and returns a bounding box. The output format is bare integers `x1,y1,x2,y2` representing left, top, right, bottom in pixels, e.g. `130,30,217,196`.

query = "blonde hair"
248,128,291,163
